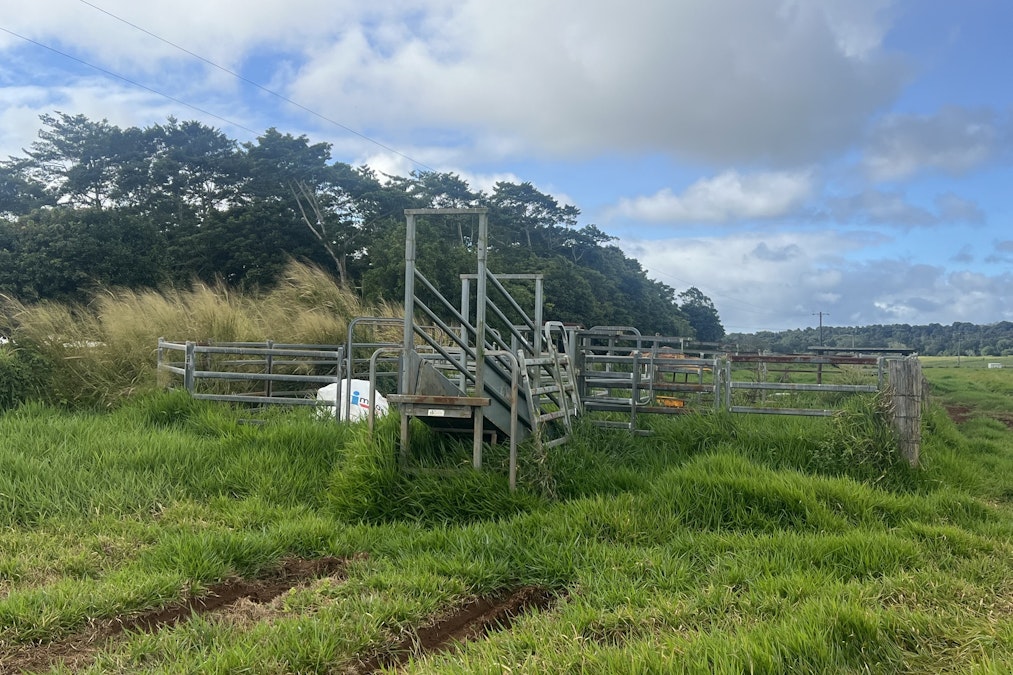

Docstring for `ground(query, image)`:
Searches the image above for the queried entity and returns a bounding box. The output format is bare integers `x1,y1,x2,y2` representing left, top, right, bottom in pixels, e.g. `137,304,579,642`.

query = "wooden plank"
387,394,489,407
395,404,474,419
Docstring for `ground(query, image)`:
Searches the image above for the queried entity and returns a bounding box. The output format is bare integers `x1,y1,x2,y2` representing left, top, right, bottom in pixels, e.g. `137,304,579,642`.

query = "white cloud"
0,0,909,166
813,0,895,59
0,78,261,157
0,0,398,71
822,189,985,228
620,230,871,331
609,170,815,224
865,266,1013,324
950,245,974,264
620,229,1013,332
934,193,985,224
0,94,52,158
985,240,1013,265
825,190,934,227
864,106,1003,181
281,0,906,164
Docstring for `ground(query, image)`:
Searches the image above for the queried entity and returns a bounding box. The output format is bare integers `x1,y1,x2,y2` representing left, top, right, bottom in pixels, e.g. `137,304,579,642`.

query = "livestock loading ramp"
390,208,577,486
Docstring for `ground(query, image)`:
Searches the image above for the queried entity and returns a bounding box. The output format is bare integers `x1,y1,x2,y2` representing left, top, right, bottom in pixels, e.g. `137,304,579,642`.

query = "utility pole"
812,311,829,385
812,311,829,347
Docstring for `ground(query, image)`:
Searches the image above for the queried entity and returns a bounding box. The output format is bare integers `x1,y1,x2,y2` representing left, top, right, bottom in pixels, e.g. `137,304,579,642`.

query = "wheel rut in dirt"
355,585,561,673
946,404,1013,429
0,555,352,675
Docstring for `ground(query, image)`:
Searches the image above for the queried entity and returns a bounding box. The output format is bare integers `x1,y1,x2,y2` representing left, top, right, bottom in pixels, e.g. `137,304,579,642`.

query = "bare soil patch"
946,405,1013,429
354,586,560,674
945,405,974,424
0,556,352,675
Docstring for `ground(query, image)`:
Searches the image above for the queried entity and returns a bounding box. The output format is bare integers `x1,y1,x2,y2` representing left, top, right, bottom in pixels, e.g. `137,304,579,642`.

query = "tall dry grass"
3,261,403,407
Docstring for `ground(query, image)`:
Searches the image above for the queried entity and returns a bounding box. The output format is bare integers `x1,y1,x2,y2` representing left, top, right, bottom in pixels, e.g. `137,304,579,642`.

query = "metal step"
519,348,580,450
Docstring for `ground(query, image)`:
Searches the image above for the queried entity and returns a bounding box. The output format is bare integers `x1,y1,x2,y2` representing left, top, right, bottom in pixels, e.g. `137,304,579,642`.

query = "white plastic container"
316,379,389,422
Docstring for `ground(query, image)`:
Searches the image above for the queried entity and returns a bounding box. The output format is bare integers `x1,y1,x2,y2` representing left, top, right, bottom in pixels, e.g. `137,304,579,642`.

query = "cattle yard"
158,208,923,478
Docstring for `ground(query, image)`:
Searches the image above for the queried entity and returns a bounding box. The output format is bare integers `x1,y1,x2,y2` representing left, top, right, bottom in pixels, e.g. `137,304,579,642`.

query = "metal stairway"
519,347,580,449
392,208,579,487
395,328,578,447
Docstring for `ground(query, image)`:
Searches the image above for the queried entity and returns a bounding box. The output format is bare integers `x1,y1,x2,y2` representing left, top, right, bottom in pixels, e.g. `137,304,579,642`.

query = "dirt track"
1,555,559,674
353,586,558,673
0,556,349,674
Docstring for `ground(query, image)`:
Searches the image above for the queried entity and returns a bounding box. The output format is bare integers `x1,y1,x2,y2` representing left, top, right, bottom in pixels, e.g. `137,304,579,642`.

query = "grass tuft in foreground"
327,416,545,526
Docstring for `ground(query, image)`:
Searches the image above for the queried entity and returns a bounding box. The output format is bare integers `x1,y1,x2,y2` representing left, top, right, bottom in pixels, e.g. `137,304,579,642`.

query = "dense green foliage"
0,344,49,412
0,364,1011,671
0,113,707,338
729,321,1013,356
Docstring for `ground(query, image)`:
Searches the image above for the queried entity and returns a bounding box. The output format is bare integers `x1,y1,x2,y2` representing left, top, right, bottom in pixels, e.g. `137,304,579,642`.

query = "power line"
76,0,434,172
0,26,259,135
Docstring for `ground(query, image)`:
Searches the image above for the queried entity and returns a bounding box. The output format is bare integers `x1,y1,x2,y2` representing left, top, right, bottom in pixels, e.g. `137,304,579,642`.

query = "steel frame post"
473,210,488,469
400,212,417,461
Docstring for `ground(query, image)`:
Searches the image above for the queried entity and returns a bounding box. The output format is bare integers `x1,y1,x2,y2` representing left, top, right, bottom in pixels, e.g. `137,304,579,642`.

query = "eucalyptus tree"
244,129,387,288
141,119,247,282
145,118,246,219
488,180,579,250
407,171,484,246
22,113,150,210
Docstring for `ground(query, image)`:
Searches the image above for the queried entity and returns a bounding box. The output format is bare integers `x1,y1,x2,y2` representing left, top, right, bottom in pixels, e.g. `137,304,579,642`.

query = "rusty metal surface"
727,354,878,365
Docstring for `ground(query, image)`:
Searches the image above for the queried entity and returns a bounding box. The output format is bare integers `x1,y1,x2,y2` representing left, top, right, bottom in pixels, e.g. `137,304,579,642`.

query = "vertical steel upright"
473,209,489,469
400,208,490,467
400,211,417,461
459,276,472,391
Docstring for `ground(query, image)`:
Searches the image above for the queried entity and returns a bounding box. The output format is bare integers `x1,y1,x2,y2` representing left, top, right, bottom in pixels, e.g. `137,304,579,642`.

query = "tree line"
727,321,1013,357
0,113,724,340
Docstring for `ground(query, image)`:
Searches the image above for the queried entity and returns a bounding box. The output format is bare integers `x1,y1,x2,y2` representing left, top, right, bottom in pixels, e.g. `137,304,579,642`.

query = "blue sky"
0,0,1010,333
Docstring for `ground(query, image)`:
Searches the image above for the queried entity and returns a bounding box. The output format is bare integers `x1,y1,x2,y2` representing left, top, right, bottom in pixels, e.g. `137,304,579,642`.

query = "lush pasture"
921,355,1013,418
0,367,1012,673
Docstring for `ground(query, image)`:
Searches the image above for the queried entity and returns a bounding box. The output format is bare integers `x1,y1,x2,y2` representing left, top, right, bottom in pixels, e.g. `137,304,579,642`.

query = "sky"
0,0,1010,333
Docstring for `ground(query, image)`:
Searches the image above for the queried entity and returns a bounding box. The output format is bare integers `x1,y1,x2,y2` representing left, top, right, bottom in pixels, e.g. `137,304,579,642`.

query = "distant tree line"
0,113,724,340
727,322,1013,357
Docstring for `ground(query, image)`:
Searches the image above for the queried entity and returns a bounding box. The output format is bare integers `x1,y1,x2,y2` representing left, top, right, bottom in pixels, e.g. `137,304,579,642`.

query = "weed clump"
0,344,50,412
327,418,543,526
131,389,216,430
816,393,917,487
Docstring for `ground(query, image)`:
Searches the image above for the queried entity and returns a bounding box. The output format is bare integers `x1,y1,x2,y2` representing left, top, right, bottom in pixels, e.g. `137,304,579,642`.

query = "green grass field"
1,362,1013,673
921,356,1013,421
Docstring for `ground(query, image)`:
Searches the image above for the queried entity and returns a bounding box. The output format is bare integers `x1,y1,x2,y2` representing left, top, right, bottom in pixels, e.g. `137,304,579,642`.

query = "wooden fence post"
889,356,922,467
